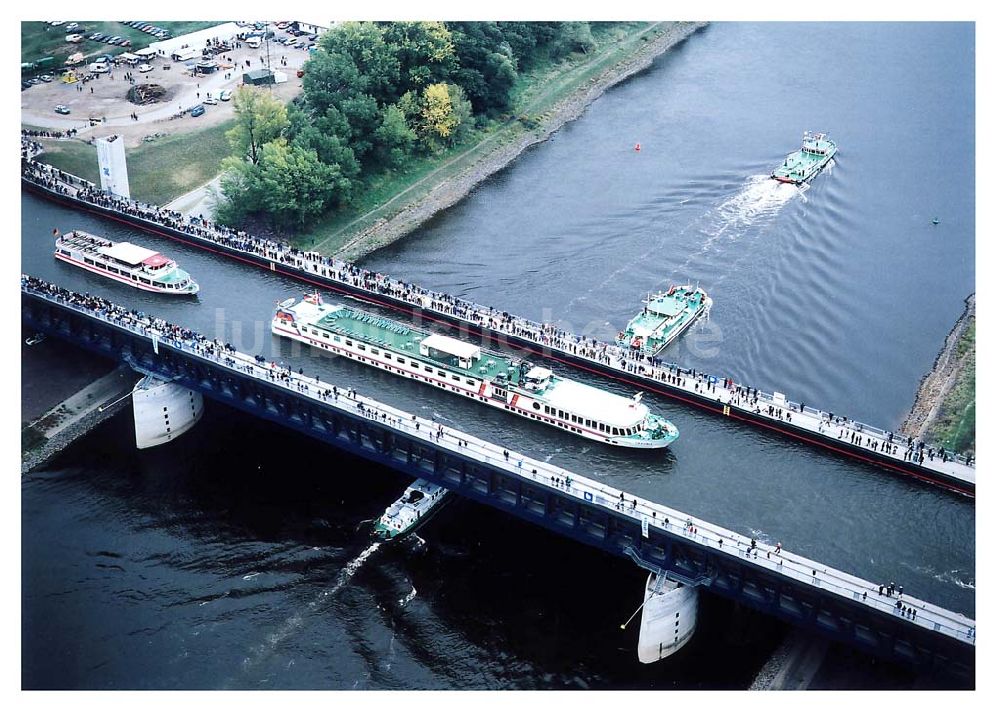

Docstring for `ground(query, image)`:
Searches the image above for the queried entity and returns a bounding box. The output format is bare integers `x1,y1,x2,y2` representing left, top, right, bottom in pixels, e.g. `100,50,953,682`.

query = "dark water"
22,22,974,688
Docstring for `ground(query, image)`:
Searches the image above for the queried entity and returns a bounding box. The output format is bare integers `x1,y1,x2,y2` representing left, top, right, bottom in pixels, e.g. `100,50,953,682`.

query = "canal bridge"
21,278,976,681
20,163,975,497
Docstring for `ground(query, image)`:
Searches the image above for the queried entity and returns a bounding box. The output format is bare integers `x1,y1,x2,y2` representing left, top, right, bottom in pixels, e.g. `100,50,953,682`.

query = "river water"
22,22,975,689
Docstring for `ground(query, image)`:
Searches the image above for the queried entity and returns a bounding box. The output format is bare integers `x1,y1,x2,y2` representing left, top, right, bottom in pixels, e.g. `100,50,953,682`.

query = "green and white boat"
617,285,711,356
272,294,679,449
771,131,837,185
374,479,450,541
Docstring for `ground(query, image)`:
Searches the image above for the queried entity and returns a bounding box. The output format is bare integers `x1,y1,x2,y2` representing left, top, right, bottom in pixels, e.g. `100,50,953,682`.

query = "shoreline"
333,21,708,263
899,293,975,444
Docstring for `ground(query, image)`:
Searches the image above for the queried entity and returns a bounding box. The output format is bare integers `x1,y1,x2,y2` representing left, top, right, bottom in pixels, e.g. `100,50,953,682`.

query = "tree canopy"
219,21,610,232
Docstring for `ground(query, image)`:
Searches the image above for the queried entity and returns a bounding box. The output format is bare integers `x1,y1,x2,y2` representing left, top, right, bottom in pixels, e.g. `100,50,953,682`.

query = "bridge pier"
19,286,975,683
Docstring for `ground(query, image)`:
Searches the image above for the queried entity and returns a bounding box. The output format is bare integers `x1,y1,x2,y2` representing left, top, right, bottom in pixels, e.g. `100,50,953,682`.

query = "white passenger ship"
272,294,679,449
54,230,199,294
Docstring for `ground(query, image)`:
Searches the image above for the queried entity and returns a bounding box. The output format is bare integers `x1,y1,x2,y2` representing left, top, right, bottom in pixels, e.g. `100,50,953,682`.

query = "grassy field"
928,319,975,455
22,21,222,70
297,21,667,254
38,119,235,206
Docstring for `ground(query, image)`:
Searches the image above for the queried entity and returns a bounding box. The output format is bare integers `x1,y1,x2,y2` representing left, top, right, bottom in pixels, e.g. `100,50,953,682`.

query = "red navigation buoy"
634,143,641,152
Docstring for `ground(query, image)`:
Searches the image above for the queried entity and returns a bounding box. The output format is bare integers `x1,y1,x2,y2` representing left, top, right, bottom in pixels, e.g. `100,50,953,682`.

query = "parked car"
203,96,217,105
66,22,79,31
219,90,232,101
39,74,53,82
54,105,71,114
190,104,206,117
49,21,65,27
21,80,32,90
138,63,153,72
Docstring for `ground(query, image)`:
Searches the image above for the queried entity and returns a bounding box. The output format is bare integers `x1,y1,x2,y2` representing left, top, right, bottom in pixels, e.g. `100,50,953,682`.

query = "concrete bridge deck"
21,277,976,680
19,157,975,497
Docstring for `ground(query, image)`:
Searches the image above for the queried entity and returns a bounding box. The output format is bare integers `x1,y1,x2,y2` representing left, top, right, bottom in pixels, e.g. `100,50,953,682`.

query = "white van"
245,37,261,49
88,62,109,74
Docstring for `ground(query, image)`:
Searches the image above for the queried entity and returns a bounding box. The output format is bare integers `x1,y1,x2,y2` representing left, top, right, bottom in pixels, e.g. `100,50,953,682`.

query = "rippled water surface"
22,22,974,688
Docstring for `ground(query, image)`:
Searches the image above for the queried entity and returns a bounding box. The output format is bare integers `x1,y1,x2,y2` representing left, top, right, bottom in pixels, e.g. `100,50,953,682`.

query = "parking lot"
21,22,313,148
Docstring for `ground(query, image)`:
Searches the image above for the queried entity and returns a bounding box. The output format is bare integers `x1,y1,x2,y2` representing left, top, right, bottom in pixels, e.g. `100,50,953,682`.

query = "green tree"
215,155,262,226
225,86,289,165
381,21,458,95
300,48,364,116
446,83,474,145
254,140,347,229
558,22,597,55
373,103,417,167
446,22,518,113
320,21,400,104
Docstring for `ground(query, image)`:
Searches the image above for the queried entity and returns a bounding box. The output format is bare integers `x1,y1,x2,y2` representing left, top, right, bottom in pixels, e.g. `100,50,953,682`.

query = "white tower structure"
96,134,130,199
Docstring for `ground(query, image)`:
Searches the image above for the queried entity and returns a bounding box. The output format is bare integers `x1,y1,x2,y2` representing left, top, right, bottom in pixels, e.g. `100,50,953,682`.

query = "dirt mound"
127,83,171,105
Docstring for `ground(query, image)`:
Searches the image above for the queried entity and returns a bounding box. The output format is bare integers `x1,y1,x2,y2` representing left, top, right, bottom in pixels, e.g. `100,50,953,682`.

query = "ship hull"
54,250,199,295
272,320,676,450
22,179,971,496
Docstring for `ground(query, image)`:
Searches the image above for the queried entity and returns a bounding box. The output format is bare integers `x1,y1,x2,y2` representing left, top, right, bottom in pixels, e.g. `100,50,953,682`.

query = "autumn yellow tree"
420,82,459,149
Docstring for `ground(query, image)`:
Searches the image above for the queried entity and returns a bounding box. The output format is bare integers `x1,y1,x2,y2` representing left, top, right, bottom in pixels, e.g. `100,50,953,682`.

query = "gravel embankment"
899,293,975,439
22,397,129,475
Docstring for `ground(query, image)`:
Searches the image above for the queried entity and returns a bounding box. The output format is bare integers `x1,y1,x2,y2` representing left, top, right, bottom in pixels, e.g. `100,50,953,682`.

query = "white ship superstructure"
54,230,199,294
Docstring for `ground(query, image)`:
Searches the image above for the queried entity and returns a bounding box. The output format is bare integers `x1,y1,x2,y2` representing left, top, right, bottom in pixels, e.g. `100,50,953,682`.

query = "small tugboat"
374,479,451,541
54,230,199,294
617,285,711,356
771,131,838,185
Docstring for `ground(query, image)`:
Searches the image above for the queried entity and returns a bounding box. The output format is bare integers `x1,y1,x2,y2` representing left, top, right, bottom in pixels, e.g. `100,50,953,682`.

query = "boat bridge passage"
20,276,976,680
21,149,975,497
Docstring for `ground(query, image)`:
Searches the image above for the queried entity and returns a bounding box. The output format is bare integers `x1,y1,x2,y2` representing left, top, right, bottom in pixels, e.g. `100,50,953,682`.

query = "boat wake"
399,585,418,607
664,175,805,287
231,541,382,684
563,175,804,316
702,175,803,243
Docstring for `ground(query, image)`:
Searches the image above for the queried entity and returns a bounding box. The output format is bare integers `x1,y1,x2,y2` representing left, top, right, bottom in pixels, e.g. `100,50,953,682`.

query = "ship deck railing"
20,153,974,481
21,276,977,646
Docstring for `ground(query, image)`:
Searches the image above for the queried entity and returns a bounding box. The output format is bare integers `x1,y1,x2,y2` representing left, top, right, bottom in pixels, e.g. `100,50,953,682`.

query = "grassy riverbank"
297,22,698,257
37,120,234,207
926,318,975,454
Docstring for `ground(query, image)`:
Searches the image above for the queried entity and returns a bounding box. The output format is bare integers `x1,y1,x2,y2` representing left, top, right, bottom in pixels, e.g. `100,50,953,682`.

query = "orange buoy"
634,143,641,151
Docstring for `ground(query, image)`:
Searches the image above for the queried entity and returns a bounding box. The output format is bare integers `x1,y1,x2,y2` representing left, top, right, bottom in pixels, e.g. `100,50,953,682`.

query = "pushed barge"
771,131,837,185
273,294,679,449
617,285,711,356
54,230,199,294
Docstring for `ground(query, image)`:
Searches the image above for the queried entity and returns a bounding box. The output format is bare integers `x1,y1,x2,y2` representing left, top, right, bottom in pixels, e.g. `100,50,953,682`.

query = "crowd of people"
21,272,974,641
19,145,974,472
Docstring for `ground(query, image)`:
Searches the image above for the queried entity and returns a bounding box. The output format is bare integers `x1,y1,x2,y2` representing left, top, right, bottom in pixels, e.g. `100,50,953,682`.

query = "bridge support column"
133,375,203,449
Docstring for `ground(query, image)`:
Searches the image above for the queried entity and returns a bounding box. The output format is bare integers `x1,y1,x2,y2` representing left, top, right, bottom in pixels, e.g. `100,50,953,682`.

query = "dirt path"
325,21,707,261
899,293,975,439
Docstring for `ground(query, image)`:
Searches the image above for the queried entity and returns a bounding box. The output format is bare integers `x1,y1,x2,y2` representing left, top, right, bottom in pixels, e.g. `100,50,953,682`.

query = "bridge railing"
20,155,974,475
21,278,976,645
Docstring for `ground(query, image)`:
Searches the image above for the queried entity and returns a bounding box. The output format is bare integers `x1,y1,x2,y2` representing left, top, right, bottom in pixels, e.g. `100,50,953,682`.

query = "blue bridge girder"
20,287,975,682
20,176,975,498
